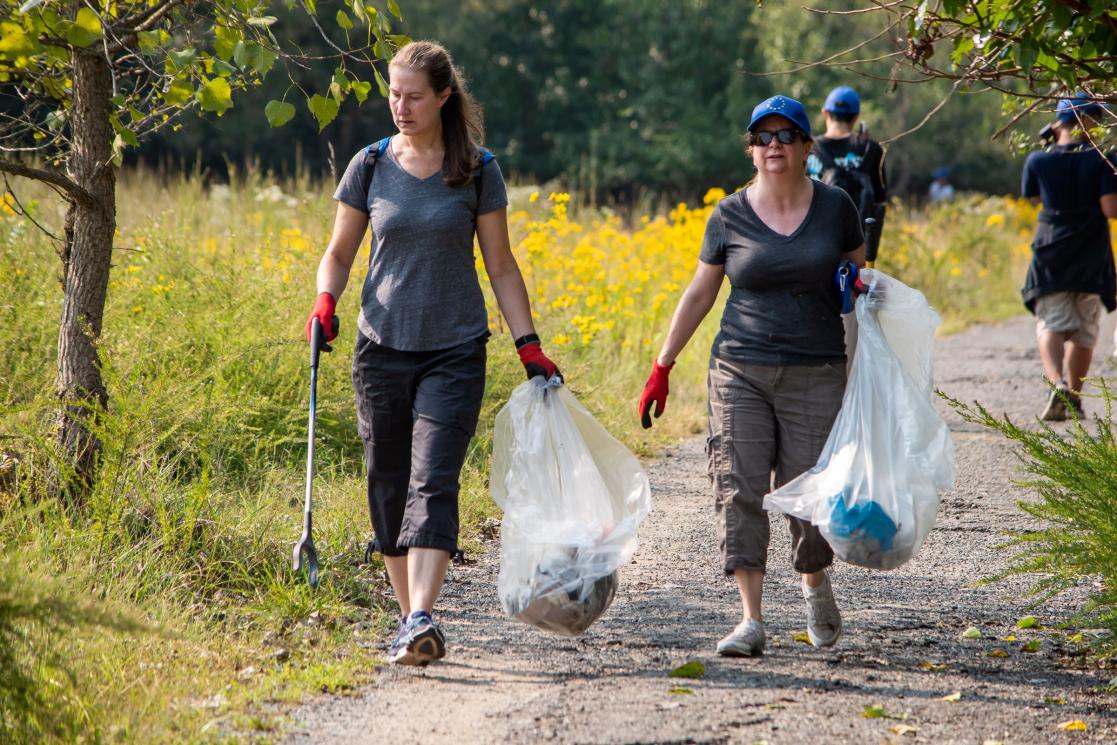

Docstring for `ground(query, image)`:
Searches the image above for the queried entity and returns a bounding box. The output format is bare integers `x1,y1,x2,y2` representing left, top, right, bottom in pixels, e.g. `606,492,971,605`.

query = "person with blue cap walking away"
638,94,866,657
1021,94,1117,420
807,86,887,267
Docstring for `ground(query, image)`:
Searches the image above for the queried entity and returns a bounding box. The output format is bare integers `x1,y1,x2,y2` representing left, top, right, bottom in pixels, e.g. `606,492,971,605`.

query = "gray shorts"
707,356,846,575
1034,292,1103,348
352,332,488,556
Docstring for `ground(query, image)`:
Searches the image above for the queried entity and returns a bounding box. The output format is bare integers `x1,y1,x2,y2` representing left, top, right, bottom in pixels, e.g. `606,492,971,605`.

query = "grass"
0,171,1055,742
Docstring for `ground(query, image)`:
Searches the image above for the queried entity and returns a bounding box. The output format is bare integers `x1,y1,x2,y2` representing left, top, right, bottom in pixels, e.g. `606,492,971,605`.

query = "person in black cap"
807,85,887,267
638,94,865,658
1021,95,1117,420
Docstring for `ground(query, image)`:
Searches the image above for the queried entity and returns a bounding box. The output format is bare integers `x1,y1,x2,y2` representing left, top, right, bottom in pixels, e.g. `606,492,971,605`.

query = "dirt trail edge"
284,314,1117,745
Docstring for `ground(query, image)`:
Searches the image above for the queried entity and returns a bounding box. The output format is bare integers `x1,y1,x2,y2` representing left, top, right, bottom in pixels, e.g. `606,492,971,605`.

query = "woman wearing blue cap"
638,95,865,656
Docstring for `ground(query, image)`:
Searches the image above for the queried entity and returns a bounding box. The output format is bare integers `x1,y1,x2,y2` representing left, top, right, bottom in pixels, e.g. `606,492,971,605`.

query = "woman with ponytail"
305,41,561,666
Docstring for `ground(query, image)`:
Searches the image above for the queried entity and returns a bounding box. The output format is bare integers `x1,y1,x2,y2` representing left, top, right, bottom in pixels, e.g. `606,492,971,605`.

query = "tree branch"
0,159,94,206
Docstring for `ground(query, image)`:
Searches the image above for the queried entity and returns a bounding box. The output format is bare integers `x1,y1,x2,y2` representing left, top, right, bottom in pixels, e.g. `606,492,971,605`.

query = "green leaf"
961,626,982,640
668,687,694,695
111,134,125,166
333,68,351,94
117,123,139,147
668,661,705,679
264,99,296,127
0,22,41,58
1016,615,1039,629
350,0,367,23
163,79,194,107
304,0,317,14
307,93,339,131
373,66,388,97
387,0,403,20
66,7,103,48
863,704,887,718
373,37,391,61
336,10,353,30
235,41,277,74
1022,640,1040,653
389,34,411,47
351,79,372,103
197,77,233,116
211,58,238,77
247,16,278,27
214,26,238,62
137,30,163,54
166,47,197,71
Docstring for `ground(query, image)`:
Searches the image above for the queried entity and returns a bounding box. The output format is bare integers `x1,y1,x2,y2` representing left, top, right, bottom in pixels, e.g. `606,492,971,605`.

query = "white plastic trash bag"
491,377,651,635
764,269,954,570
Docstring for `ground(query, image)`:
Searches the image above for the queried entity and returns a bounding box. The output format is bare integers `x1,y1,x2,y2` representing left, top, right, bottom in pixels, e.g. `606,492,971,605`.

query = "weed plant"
943,385,1117,659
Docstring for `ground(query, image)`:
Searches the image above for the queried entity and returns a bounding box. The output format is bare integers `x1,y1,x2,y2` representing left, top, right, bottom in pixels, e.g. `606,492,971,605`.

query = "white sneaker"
717,618,766,657
803,571,842,648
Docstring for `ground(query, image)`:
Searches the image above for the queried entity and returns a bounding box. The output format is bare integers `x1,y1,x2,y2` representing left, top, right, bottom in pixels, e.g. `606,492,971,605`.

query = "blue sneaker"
386,616,407,657
389,611,446,666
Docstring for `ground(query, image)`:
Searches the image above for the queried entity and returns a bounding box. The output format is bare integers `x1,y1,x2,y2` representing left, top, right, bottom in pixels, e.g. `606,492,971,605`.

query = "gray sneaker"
717,618,766,657
803,571,842,648
1040,385,1069,422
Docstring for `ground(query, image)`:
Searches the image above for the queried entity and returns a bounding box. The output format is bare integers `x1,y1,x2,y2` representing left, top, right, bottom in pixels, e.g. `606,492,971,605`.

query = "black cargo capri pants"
352,331,488,556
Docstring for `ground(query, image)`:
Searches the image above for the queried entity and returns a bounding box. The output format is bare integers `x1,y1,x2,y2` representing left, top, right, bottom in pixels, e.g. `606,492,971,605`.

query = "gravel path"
284,314,1117,745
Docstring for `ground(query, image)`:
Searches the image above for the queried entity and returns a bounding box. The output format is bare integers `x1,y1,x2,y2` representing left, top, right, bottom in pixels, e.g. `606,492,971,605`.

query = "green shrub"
944,384,1117,658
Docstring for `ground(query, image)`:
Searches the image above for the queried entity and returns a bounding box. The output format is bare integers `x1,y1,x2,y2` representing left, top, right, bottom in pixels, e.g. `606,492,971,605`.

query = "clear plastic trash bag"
763,269,954,570
491,376,651,635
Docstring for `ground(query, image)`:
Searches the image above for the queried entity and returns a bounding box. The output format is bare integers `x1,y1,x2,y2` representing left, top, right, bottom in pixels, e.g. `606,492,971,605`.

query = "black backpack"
358,136,494,208
818,137,876,221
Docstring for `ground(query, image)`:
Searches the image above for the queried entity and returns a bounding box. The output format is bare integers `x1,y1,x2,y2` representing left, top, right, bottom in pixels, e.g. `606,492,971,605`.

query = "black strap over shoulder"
359,138,495,215
358,136,392,201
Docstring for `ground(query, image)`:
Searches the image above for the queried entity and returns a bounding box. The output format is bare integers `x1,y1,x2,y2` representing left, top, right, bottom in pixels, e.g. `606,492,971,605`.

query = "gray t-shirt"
699,182,863,365
334,141,509,351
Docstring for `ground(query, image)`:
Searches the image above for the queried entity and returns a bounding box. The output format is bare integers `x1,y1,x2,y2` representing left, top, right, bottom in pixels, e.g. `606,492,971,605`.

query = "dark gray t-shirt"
699,182,863,365
333,141,509,351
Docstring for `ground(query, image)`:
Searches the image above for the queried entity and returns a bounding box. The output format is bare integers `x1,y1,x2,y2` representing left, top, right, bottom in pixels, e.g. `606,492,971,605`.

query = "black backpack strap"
359,136,392,203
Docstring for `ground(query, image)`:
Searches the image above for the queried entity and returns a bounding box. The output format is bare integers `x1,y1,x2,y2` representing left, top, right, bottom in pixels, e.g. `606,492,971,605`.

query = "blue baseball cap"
748,95,812,138
824,85,861,115
1056,95,1104,123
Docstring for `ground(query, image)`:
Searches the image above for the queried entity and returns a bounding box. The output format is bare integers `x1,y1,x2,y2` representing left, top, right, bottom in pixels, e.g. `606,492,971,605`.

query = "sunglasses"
749,128,807,147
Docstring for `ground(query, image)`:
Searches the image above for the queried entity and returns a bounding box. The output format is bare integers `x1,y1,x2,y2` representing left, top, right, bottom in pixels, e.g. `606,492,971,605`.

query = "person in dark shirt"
1021,95,1117,420
807,86,887,266
638,95,865,658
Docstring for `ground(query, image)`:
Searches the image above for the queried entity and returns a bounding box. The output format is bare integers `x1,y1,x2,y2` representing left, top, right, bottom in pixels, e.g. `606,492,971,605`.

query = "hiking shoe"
803,571,842,648
389,611,446,667
717,618,766,657
1040,385,1069,421
1067,391,1084,419
386,616,407,656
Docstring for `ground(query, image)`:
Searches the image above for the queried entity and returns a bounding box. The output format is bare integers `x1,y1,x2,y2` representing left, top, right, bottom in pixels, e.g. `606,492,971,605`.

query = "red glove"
516,335,562,381
305,292,338,343
638,359,674,429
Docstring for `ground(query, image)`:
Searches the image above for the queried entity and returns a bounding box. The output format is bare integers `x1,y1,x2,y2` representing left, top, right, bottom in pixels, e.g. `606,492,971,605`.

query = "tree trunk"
51,49,116,504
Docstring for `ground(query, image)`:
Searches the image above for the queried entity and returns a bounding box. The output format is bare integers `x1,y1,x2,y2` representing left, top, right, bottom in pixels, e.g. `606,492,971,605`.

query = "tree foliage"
802,1,1117,141
0,0,407,500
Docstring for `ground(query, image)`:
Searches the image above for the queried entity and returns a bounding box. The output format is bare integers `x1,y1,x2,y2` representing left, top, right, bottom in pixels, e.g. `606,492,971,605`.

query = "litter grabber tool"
293,314,339,589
